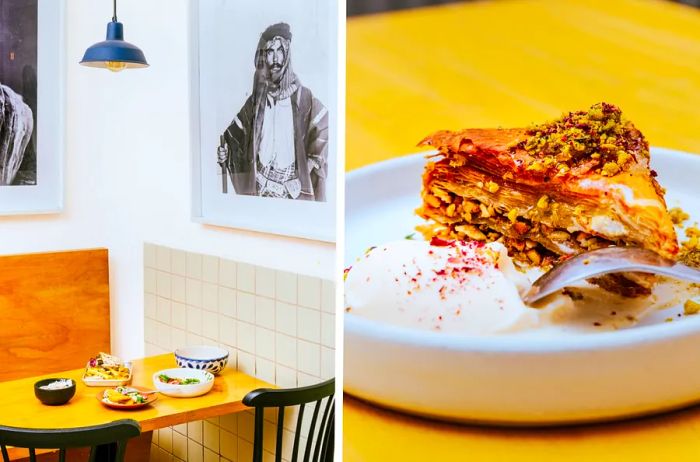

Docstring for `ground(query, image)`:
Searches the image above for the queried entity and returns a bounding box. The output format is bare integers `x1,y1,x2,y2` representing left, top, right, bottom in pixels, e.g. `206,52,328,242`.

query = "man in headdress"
217,22,328,201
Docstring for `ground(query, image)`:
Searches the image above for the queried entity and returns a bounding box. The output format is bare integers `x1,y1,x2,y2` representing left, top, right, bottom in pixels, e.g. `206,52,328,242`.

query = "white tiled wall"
144,244,335,462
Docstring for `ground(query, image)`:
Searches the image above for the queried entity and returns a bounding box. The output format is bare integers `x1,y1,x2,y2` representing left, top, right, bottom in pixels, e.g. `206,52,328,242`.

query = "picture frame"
0,0,64,215
190,0,338,242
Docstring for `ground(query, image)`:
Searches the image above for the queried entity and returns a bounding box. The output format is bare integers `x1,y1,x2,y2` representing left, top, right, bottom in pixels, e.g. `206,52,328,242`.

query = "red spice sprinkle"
430,236,455,247
437,315,443,321
593,322,602,326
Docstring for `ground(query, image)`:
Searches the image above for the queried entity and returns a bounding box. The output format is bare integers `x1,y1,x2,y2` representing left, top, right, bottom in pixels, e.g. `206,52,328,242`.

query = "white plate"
153,368,215,398
344,147,700,425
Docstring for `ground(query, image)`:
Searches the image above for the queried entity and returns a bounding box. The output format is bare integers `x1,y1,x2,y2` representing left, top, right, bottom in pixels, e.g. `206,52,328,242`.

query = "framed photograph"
190,0,338,242
0,0,64,214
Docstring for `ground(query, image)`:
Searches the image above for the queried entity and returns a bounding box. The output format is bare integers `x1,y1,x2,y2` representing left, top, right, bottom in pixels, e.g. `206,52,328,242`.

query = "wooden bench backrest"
0,249,110,382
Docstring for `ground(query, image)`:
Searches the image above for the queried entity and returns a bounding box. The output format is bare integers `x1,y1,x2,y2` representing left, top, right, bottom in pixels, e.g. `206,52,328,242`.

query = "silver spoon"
522,247,700,305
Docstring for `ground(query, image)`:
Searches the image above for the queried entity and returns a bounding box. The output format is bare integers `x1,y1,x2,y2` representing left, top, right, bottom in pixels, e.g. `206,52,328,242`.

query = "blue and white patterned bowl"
174,346,229,375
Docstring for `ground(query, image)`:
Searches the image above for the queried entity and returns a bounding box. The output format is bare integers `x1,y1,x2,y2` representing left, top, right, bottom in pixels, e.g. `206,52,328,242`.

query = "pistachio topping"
509,103,648,177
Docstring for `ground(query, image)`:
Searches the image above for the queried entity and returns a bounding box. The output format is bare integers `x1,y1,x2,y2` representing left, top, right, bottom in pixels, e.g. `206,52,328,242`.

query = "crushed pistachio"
509,103,646,176
485,181,500,193
669,207,690,226
684,299,700,316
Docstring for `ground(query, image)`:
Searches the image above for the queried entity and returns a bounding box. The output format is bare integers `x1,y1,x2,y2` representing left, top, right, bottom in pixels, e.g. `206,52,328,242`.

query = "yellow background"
345,0,700,460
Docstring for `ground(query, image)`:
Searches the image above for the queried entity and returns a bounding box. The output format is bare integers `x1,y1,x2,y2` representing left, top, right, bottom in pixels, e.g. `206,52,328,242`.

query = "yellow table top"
347,0,700,172
345,0,700,460
0,354,270,433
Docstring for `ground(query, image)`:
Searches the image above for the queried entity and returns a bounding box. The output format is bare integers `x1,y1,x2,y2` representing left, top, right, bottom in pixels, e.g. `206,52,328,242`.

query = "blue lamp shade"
80,21,148,72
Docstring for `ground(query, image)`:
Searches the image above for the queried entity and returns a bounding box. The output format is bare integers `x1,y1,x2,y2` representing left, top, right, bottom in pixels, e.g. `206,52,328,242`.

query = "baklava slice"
416,103,679,297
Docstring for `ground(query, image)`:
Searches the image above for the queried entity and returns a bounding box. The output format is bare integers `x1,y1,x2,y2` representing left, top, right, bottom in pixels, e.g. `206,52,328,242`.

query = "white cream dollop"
344,239,539,334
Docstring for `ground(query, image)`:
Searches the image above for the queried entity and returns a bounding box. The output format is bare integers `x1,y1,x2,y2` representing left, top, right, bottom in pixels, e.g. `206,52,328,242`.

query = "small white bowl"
153,368,214,398
174,346,229,375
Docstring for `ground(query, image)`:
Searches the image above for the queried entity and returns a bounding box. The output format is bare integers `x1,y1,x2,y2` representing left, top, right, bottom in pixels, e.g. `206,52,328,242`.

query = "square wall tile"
156,246,171,272
144,243,157,269
144,268,157,294
219,287,236,318
220,413,237,434
187,421,203,443
220,429,237,461
275,270,297,304
156,297,171,324
171,249,187,276
297,307,321,343
145,293,156,319
171,328,187,351
202,311,219,341
237,263,255,293
238,351,255,376
237,292,255,323
321,279,335,314
321,346,335,379
321,313,335,348
237,438,253,462
255,296,275,330
275,302,297,336
202,255,219,284
237,322,255,354
298,276,321,309
219,259,237,289
237,411,255,442
203,421,220,452
297,340,321,376
256,357,275,384
157,322,171,350
202,283,218,312
186,279,203,307
186,306,203,335
203,448,218,462
298,372,320,387
255,267,275,298
172,302,187,330
187,439,204,462
275,365,297,388
255,327,275,361
218,315,236,348
172,430,188,460
187,252,203,280
171,275,187,303
275,334,297,369
158,427,173,452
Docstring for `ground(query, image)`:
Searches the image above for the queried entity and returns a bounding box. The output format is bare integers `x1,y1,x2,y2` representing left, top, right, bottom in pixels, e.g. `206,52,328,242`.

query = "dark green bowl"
34,378,76,405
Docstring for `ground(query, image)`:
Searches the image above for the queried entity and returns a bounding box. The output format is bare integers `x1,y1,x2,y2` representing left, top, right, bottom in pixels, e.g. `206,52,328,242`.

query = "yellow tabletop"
0,354,270,433
345,0,700,460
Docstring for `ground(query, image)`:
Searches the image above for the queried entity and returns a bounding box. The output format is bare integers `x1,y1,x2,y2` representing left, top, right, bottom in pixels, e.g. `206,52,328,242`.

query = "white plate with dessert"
344,104,700,425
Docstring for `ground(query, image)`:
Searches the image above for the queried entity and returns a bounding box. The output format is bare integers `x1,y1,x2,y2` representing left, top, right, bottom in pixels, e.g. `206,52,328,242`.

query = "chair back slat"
291,403,306,462
312,396,334,462
243,378,335,462
321,403,335,462
0,420,140,462
252,407,265,462
1,445,8,462
275,406,285,462
303,398,322,462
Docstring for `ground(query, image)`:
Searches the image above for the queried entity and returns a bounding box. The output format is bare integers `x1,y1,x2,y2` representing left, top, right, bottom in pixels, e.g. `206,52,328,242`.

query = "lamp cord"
112,0,117,22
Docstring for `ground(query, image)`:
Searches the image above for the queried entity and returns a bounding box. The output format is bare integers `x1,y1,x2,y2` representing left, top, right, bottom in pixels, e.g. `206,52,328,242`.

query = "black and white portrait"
192,0,337,240
0,0,37,186
217,23,328,202
0,0,62,215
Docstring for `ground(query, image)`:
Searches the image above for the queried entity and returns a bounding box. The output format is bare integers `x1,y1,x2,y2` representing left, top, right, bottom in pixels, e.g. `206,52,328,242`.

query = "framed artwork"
0,0,64,214
190,0,338,242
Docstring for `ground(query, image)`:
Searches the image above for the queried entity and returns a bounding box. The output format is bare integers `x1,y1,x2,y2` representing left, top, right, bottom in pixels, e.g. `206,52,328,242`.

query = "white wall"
0,0,335,359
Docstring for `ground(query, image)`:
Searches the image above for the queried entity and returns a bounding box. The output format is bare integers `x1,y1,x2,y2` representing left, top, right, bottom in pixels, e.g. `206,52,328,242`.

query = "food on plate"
84,352,131,381
416,103,678,297
103,387,148,405
39,379,73,390
157,374,201,385
344,239,541,333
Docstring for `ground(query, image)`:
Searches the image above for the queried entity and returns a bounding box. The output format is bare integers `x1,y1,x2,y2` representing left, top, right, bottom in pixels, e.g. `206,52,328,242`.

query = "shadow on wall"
347,0,699,16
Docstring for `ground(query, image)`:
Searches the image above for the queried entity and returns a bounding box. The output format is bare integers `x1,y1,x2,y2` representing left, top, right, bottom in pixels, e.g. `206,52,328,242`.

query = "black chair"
0,419,141,462
243,378,335,462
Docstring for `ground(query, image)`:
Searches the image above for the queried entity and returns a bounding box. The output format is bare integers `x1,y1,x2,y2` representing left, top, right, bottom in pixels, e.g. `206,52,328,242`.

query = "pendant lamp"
80,0,148,72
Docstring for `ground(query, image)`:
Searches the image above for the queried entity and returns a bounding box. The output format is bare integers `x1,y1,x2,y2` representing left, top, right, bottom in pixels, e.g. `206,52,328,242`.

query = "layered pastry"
416,103,679,297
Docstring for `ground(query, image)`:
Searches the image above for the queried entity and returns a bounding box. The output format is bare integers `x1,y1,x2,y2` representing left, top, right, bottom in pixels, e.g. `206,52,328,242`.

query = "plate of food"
98,386,157,410
152,368,214,398
82,352,132,387
344,103,700,425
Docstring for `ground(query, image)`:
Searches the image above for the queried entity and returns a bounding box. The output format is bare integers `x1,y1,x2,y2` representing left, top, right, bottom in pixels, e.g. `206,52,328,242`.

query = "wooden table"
0,354,271,459
345,1,700,460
